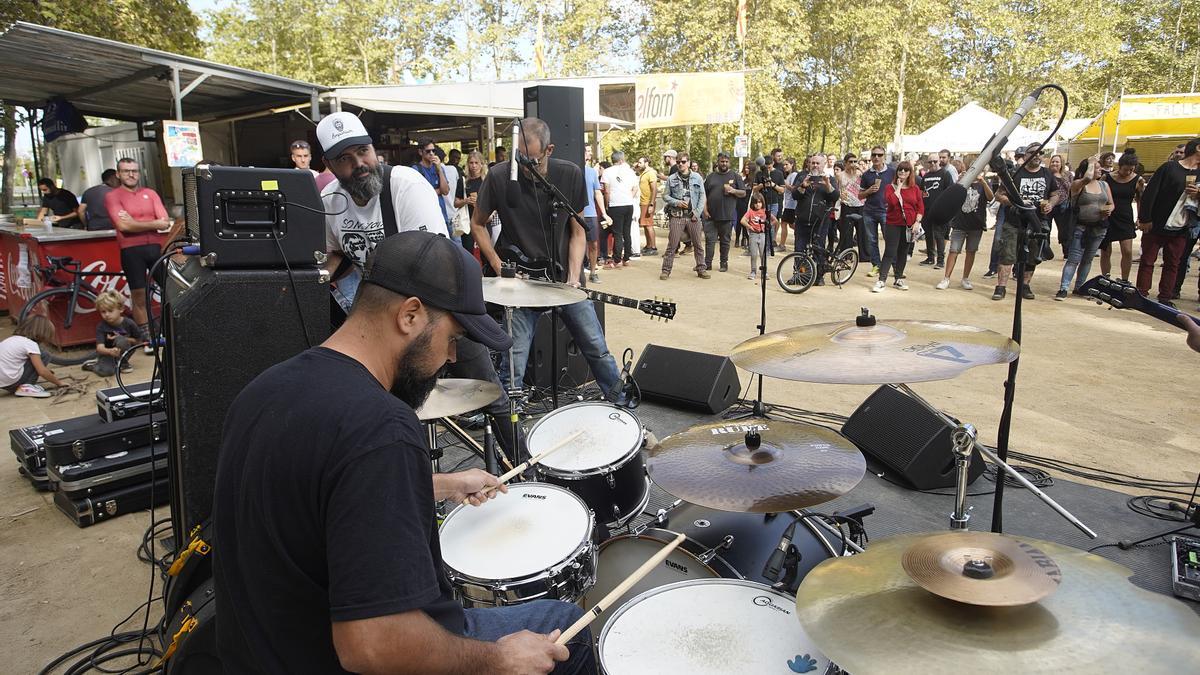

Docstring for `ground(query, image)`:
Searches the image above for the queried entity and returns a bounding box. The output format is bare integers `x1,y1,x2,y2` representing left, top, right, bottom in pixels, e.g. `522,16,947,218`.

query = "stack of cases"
8,382,169,527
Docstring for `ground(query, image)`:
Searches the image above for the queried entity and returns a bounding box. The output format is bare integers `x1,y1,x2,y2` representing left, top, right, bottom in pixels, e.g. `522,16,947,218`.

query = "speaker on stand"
523,86,585,170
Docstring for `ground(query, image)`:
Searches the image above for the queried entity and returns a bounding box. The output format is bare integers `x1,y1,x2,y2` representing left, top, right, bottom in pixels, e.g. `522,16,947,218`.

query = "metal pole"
172,67,183,121
27,108,40,179
949,424,977,530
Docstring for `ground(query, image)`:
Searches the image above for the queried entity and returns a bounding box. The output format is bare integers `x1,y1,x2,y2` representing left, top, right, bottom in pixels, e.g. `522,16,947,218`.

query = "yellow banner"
635,72,745,130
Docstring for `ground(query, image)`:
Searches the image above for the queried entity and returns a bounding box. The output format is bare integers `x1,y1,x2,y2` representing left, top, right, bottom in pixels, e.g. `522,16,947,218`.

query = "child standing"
741,194,772,280
86,291,146,376
0,316,64,397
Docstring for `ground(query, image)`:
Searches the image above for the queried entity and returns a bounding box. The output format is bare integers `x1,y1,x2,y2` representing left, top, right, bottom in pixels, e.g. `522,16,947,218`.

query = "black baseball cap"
362,232,511,351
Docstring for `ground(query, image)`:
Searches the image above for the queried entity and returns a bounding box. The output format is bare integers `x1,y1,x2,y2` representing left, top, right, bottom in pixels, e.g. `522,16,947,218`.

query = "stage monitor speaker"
841,384,985,491
633,345,741,414
523,86,584,170
164,258,330,541
524,302,604,391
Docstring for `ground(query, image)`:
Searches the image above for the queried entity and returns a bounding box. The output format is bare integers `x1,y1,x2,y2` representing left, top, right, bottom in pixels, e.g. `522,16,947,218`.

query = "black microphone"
923,86,1048,230
762,518,798,582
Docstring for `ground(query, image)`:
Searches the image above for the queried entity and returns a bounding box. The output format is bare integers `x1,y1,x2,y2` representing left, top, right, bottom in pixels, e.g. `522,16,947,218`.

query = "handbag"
451,205,471,235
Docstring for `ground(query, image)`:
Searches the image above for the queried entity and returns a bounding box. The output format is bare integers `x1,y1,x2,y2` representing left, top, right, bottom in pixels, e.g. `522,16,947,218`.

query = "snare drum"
529,402,649,527
598,579,834,675
439,483,596,607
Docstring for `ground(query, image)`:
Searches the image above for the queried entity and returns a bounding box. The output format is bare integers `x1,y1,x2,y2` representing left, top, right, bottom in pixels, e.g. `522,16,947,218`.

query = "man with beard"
702,152,748,272
213,232,594,674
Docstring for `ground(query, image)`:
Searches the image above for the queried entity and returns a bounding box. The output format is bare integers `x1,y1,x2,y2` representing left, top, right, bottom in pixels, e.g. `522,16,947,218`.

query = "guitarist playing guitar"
471,117,628,406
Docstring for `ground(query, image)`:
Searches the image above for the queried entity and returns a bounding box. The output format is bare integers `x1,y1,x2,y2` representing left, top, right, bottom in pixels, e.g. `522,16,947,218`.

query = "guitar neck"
1140,300,1200,327
583,289,639,310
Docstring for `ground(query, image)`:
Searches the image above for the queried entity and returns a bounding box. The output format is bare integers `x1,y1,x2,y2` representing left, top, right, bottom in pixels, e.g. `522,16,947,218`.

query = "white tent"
901,102,1042,154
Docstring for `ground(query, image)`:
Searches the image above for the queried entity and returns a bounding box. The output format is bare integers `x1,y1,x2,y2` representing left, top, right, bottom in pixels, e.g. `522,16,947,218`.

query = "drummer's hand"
495,629,568,674
451,468,506,506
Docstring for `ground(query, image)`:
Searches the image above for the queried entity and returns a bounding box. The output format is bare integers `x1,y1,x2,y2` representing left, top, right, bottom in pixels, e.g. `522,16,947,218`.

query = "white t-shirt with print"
0,336,39,387
601,164,639,208
322,165,446,268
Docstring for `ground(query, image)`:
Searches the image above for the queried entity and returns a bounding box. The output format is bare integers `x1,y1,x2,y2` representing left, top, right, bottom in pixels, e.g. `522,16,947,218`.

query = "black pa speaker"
524,302,604,391
523,86,584,170
841,385,984,491
634,345,741,414
164,258,329,541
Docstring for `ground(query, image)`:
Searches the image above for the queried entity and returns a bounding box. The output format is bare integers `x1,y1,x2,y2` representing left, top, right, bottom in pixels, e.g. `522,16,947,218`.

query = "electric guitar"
497,246,677,322
1078,275,1200,327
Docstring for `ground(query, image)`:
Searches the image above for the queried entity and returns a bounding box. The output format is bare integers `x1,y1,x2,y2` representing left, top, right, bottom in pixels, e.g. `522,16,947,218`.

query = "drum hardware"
949,423,977,530
483,430,583,495
631,500,682,536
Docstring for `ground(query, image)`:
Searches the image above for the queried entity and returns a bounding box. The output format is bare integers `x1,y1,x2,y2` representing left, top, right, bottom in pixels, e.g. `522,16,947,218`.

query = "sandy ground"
1,224,1197,671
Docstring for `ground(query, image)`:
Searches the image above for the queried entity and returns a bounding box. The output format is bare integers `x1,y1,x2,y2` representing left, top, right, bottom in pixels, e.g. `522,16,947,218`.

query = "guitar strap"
379,164,398,237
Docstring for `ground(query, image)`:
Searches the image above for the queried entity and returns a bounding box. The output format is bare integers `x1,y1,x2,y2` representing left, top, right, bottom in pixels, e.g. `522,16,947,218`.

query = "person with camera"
991,142,1064,301
792,154,840,286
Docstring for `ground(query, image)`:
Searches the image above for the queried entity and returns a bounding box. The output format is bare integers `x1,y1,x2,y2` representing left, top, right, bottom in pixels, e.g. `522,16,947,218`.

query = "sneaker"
14,384,51,398
659,272,669,281
936,278,950,290
643,248,658,256
1054,289,1068,301
961,279,973,290
992,286,1006,301
893,279,909,290
698,270,711,279
815,277,825,286
1021,287,1035,300
1161,299,1178,309
919,258,935,266
120,361,133,373
81,359,98,372
604,261,615,270
143,344,155,355
983,270,997,278
866,265,879,278
933,261,944,270
622,260,631,267
590,271,600,284
720,264,729,272
872,280,885,293
630,253,641,259
748,273,757,280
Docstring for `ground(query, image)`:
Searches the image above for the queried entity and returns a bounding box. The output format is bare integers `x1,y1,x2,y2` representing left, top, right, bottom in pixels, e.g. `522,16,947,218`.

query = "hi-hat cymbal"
481,276,587,308
415,379,502,421
646,419,865,512
730,318,1020,384
901,531,1062,606
795,533,1200,673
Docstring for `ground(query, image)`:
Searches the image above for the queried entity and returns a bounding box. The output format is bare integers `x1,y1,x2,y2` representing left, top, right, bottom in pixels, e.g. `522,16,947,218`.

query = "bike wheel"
776,252,817,294
830,249,859,286
19,287,99,329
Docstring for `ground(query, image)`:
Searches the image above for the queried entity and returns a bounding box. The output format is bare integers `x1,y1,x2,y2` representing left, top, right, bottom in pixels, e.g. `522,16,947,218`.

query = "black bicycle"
19,255,126,327
775,241,858,293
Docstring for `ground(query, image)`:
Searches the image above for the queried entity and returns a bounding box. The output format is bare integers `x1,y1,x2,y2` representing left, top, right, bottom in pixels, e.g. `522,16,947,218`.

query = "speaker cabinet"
633,345,741,414
524,302,604,391
523,86,584,170
841,385,984,491
164,258,329,540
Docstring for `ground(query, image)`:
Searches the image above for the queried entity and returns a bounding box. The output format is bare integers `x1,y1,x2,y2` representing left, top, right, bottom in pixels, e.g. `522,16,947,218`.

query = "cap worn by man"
316,112,373,159
663,149,678,159
363,231,511,351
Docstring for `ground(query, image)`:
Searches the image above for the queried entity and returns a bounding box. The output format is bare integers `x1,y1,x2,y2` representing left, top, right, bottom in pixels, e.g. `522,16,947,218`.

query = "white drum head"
530,403,642,472
440,483,590,581
599,579,831,675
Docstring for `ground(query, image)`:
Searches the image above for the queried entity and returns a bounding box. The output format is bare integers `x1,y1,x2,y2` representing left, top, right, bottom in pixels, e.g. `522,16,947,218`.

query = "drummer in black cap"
213,231,595,674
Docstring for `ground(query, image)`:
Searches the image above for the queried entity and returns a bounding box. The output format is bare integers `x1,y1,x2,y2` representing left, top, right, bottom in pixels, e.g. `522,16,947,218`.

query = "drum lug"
698,535,734,564
605,472,615,488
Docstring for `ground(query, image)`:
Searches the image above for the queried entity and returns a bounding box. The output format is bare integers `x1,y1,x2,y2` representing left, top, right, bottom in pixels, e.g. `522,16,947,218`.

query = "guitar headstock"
1078,275,1147,311
639,296,677,322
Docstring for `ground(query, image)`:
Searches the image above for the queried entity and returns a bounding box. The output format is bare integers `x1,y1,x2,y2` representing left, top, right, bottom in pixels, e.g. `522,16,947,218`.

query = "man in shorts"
936,175,993,290
104,158,169,339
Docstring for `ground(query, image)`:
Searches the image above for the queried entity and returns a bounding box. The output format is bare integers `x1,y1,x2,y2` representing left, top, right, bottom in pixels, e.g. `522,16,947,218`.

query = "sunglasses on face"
871,153,884,157
423,148,437,154
897,169,911,173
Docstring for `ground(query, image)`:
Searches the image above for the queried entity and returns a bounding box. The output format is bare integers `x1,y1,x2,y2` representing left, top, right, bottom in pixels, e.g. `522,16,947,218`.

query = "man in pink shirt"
104,158,168,334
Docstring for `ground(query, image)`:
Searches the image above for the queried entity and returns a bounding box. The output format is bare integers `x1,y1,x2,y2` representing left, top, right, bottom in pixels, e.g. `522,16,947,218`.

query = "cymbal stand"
950,424,977,530
894,383,1097,539
503,303,525,477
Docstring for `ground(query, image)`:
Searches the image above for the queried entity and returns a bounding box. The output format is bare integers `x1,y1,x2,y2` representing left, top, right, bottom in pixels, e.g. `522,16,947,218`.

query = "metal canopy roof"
0,22,327,122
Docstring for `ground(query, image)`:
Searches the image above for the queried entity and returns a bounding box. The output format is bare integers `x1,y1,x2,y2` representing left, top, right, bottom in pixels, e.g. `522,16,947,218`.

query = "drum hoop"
527,402,644,475
598,529,727,578
439,484,595,584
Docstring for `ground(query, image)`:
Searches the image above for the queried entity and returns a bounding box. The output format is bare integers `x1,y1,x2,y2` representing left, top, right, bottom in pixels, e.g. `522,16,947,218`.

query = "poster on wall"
634,72,745,130
163,121,203,168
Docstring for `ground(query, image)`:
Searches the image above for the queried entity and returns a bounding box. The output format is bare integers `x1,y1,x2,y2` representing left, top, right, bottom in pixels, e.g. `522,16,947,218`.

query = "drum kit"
421,276,1200,672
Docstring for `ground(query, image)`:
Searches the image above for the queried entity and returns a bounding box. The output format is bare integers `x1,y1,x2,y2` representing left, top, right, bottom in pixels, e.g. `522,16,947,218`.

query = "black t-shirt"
41,188,78,216
213,348,463,673
1139,160,1200,235
80,185,115,230
476,158,588,277
457,175,483,217
919,167,952,212
756,167,787,206
704,170,746,221
952,183,988,232
1004,165,1056,223
95,317,144,346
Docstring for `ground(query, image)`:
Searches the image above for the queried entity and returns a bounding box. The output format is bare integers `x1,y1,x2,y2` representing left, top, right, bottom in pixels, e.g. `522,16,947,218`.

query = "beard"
389,323,442,410
340,162,385,203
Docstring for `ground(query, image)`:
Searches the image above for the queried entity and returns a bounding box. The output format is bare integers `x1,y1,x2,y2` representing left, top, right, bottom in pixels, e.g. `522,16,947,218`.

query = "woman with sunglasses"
873,160,924,292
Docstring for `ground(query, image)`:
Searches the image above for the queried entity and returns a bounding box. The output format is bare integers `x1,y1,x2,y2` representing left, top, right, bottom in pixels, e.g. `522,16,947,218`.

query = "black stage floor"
437,398,1198,612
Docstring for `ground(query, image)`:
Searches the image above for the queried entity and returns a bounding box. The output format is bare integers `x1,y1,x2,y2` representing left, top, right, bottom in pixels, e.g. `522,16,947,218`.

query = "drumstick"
555,532,687,645
484,430,583,493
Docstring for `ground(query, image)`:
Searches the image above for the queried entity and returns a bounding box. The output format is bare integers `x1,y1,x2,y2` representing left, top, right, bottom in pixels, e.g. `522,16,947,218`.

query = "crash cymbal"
730,315,1020,384
414,379,502,421
901,531,1062,606
795,533,1200,674
646,419,865,512
481,276,587,308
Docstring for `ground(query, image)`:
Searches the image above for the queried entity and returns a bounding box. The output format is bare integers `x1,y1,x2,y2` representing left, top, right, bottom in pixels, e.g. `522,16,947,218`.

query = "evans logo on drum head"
522,493,548,500
665,559,689,574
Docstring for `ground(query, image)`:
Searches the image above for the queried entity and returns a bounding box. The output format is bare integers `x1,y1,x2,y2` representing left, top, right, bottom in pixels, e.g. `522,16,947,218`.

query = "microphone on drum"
763,518,799,582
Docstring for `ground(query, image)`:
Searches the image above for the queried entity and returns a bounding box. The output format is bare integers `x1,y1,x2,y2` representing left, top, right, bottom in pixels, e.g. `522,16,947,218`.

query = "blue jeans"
859,211,883,266
988,206,1006,273
499,301,621,399
794,220,829,260
1059,223,1108,291
766,203,780,256
464,599,596,674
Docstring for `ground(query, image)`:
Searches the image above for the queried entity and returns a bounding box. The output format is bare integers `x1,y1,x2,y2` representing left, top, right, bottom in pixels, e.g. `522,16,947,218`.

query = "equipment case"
44,413,166,466
53,477,169,528
96,380,164,422
47,442,167,499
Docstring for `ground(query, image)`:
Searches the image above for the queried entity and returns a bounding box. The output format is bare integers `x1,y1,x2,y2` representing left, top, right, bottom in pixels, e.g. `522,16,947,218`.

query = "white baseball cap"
316,112,372,159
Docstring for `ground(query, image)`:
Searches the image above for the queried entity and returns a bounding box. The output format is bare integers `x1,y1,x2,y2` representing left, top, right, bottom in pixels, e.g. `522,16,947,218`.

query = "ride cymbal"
900,531,1062,606
415,379,502,421
646,420,865,512
730,317,1019,384
795,533,1200,674
481,276,587,308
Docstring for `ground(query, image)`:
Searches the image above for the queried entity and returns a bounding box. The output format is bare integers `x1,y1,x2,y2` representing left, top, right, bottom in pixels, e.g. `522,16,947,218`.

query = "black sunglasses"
423,148,437,154
871,152,884,157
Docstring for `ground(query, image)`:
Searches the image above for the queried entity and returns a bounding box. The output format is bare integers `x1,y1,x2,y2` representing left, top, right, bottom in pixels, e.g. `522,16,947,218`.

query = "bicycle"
19,255,126,328
775,240,859,294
